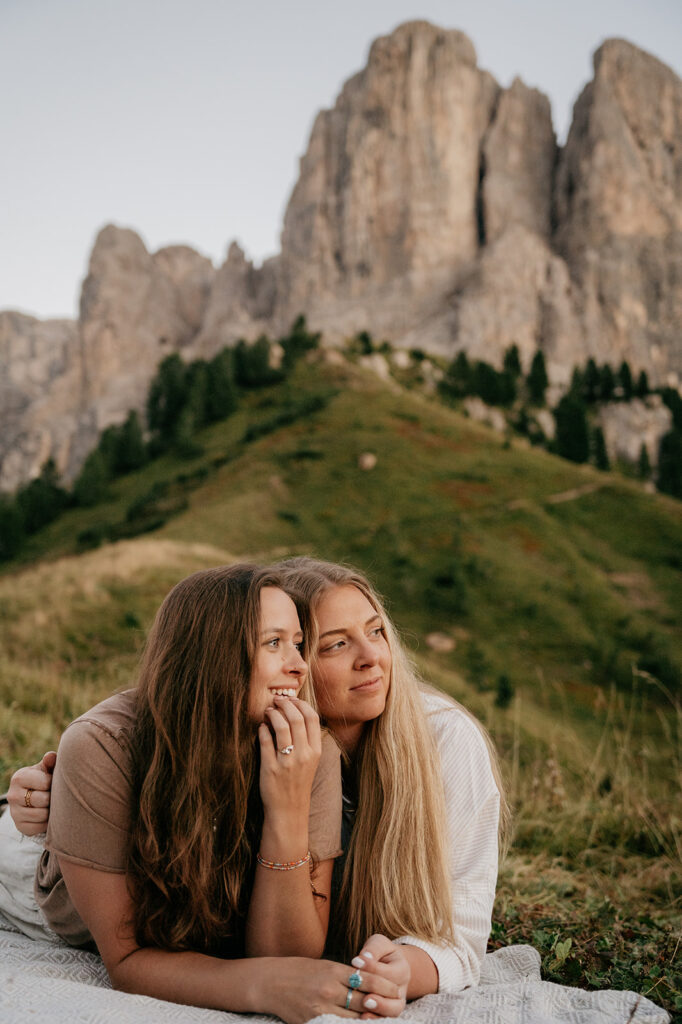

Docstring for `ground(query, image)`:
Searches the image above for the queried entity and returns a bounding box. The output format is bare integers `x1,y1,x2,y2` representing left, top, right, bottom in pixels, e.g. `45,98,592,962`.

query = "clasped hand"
270,935,410,1022
258,696,321,822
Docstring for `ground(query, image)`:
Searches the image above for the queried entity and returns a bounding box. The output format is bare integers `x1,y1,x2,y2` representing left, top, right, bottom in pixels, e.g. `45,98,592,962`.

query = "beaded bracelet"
256,851,311,871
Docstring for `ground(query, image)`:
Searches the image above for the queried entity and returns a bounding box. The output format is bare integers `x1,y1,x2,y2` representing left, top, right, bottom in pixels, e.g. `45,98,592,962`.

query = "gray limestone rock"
555,39,682,387
598,396,672,466
482,77,557,244
0,312,81,492
276,20,499,334
189,242,279,358
1,226,216,489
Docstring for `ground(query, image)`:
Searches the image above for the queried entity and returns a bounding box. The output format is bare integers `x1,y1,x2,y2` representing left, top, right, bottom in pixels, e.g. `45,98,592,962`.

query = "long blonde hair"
279,557,507,959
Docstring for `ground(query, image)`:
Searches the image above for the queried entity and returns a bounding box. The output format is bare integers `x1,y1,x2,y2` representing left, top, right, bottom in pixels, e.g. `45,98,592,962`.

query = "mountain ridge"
1,21,680,491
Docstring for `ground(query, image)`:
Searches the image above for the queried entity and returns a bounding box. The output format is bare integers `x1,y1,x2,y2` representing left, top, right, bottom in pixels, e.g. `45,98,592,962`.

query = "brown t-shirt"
35,690,342,947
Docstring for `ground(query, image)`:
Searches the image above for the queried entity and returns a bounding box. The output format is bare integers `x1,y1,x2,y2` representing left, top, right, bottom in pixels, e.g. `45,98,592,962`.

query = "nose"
284,645,307,677
354,638,379,669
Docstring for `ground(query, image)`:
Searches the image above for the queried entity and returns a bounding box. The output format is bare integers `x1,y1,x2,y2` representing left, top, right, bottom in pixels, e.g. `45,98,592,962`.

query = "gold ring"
24,788,34,808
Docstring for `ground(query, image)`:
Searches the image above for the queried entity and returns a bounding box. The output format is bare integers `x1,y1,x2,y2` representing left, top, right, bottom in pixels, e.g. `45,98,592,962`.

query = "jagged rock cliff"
1,21,680,491
0,228,215,490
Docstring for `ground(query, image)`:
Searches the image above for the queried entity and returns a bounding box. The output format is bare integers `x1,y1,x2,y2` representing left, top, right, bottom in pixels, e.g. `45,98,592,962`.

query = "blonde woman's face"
313,585,392,751
248,587,307,722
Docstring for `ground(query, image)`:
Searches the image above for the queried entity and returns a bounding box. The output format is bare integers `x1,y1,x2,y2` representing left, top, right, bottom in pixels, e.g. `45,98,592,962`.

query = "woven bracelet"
256,851,311,871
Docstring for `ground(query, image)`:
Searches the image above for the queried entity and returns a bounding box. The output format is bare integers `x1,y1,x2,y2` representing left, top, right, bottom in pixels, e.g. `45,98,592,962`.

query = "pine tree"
503,344,522,378
184,360,210,432
234,336,282,388
636,370,649,398
115,411,147,473
638,443,651,480
0,497,24,560
660,388,682,431
205,348,238,422
16,458,68,533
472,361,503,405
592,426,610,470
281,315,321,368
618,361,634,400
439,351,471,400
569,366,585,398
657,430,682,498
527,350,548,405
147,354,188,438
554,394,590,463
599,364,616,402
584,358,600,403
72,449,110,507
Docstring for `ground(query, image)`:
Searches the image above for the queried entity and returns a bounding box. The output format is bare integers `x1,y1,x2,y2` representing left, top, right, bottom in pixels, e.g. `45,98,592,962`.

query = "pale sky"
1,0,680,320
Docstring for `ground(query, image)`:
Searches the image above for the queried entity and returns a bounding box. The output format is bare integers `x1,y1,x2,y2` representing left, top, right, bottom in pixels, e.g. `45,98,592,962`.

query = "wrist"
238,958,277,1013
259,817,309,859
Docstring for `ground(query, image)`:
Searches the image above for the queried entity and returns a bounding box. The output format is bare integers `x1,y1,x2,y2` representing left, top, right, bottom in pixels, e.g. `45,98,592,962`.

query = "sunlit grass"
0,357,680,1014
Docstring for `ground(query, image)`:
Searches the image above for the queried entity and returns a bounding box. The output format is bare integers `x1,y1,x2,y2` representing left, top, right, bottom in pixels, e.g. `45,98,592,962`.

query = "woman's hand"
258,696,321,830
7,752,56,835
264,955,404,1024
350,934,411,1018
248,697,328,957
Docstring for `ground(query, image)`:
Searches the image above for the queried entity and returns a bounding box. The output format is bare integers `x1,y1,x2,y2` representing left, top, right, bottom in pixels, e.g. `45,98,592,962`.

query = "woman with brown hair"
7,556,505,1018
1,562,404,1020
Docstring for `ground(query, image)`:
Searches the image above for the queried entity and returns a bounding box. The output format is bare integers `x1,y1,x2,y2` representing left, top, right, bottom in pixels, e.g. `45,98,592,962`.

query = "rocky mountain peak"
1,24,680,493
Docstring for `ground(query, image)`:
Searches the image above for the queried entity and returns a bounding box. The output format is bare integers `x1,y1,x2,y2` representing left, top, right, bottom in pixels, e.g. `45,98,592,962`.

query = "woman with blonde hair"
7,556,506,1017
278,557,507,999
1,562,404,1020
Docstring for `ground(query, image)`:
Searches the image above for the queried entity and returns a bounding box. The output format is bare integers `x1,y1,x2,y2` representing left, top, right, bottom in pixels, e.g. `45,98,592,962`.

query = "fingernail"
364,999,377,1010
351,956,365,968
361,951,374,960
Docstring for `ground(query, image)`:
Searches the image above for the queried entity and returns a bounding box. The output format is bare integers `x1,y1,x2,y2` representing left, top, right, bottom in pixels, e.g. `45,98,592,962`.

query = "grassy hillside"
1,353,680,1014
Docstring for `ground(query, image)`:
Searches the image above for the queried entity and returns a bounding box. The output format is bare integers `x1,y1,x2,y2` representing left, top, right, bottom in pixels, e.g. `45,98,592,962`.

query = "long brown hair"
279,556,509,961
127,563,311,954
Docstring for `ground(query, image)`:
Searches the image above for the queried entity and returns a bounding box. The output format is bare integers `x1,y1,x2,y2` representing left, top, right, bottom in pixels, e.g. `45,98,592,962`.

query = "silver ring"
279,744,294,755
345,989,353,1010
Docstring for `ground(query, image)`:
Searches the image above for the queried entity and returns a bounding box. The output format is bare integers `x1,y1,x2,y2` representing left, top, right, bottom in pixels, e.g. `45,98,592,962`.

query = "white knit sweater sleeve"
394,693,499,993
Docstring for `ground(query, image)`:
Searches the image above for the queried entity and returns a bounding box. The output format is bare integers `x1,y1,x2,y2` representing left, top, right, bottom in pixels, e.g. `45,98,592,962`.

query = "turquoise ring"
348,971,362,989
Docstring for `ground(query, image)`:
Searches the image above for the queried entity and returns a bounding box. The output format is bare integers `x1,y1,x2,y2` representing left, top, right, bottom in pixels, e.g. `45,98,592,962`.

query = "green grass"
1,353,680,1015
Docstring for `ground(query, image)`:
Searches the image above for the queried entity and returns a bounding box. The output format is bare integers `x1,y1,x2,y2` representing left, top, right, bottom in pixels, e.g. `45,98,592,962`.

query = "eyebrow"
318,613,382,640
260,627,303,637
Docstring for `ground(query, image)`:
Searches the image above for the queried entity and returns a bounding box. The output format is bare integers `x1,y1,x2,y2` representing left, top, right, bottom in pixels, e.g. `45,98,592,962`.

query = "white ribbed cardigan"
394,692,500,993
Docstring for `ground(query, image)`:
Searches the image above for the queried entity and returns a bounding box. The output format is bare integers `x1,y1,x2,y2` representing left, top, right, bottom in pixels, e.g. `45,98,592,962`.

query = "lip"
350,676,383,693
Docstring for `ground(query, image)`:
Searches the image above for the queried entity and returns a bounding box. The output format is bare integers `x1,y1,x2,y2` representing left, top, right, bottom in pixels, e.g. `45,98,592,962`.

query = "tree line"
437,346,682,498
0,318,320,561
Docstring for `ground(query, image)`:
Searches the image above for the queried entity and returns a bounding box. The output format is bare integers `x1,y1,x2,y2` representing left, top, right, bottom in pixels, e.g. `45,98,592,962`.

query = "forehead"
315,585,377,628
259,587,300,626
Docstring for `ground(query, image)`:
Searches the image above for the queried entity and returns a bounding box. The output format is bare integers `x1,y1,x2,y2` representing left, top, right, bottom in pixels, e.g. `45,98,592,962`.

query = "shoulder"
315,729,342,781
72,689,137,737
419,689,498,804
420,689,488,752
58,690,137,772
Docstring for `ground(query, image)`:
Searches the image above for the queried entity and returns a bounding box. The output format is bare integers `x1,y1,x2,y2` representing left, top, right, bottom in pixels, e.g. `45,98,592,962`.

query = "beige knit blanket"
0,812,669,1023
0,924,669,1024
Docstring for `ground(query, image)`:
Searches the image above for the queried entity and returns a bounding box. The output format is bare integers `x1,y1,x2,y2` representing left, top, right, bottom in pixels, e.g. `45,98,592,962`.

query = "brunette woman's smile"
249,587,307,721
313,585,391,752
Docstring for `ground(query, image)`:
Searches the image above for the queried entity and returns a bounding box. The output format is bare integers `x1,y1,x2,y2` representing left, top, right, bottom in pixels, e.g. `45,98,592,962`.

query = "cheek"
313,666,346,717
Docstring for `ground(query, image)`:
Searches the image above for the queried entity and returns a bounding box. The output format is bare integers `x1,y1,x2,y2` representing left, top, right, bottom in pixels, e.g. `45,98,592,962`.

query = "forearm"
109,947,280,1013
245,814,327,957
399,945,439,999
